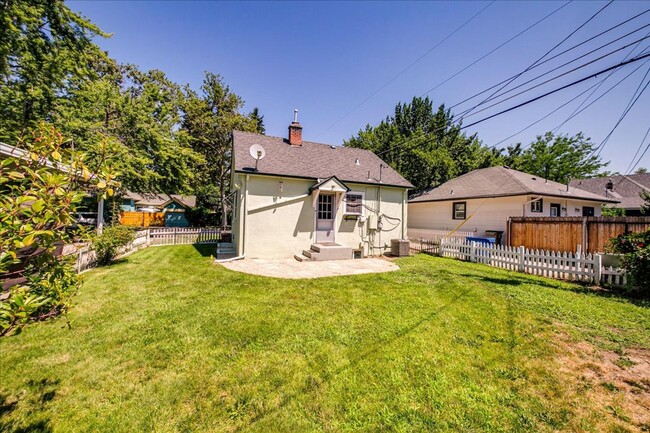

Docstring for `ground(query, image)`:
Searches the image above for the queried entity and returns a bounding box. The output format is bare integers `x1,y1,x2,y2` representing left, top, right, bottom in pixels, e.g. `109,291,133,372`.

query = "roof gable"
232,130,413,189
308,176,350,194
570,174,649,209
409,166,619,204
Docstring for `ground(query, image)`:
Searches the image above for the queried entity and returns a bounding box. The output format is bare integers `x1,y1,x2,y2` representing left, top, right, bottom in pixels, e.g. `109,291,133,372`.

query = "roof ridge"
498,166,533,193
621,174,650,190
234,129,348,149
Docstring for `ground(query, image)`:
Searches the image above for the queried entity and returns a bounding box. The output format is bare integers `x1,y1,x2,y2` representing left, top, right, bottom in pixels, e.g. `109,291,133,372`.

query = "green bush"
92,225,135,265
0,125,119,336
607,230,650,294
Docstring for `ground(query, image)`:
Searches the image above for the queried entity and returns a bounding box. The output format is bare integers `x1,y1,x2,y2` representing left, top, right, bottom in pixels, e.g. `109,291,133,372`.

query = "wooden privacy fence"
120,211,165,227
507,216,650,254
410,238,626,286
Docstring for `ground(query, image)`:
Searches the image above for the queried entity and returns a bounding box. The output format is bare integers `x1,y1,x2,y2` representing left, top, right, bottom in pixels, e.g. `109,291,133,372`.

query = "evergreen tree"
0,0,109,143
250,107,266,134
180,73,257,227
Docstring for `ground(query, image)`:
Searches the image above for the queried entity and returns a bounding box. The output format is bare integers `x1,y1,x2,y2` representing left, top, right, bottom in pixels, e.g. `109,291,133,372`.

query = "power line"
488,55,649,149
462,53,650,130
460,0,614,119
593,68,650,157
449,8,650,111
628,142,650,174
461,37,650,120
420,1,572,97
553,39,650,133
488,79,605,149
376,52,650,158
624,125,650,174
311,1,495,139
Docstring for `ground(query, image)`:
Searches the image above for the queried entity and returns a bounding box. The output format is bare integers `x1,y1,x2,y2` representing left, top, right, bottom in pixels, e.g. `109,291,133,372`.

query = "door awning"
308,176,350,194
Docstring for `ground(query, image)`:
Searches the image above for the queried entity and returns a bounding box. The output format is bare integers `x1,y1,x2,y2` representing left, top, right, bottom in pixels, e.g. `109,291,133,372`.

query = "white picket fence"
413,238,627,286
72,227,224,273
148,227,222,246
408,228,475,244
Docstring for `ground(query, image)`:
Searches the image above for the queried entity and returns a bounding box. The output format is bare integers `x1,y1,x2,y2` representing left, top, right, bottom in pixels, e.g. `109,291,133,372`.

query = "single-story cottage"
408,166,618,242
229,116,413,260
121,192,196,227
570,173,649,216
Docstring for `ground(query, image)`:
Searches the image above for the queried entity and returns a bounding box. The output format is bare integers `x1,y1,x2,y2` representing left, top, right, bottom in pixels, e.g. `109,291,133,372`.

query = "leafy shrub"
607,230,650,294
92,225,135,265
0,125,118,336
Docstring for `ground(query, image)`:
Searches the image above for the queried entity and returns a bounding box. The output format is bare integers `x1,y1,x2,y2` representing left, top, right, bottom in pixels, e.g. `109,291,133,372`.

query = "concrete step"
216,252,238,261
309,243,353,261
294,254,311,262
302,249,314,258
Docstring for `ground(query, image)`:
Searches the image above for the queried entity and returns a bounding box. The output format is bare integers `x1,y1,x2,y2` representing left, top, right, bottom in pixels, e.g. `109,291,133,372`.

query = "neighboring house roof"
232,130,413,188
409,166,619,204
124,191,196,209
569,174,650,210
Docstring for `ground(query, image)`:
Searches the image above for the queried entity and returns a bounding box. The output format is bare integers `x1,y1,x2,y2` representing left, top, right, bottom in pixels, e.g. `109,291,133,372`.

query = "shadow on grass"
0,379,58,433
244,286,473,428
458,272,650,308
193,243,216,258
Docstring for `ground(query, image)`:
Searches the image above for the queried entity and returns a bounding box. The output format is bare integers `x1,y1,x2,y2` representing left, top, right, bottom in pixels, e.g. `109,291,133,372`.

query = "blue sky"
69,0,650,174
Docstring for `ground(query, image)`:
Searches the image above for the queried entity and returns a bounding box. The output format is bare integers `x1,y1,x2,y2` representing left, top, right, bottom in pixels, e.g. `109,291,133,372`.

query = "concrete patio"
218,257,400,279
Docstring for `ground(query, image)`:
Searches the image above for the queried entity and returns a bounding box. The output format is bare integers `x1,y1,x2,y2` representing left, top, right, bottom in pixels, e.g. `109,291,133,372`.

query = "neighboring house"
121,192,196,227
230,116,413,260
570,174,650,216
408,166,618,242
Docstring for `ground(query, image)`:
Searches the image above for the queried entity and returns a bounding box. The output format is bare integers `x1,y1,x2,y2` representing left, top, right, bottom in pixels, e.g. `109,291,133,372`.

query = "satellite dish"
249,144,265,171
249,144,266,160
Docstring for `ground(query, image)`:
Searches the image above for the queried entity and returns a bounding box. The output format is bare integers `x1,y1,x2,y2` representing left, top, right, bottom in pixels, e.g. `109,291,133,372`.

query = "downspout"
522,196,543,216
242,174,249,257
378,185,382,251
402,189,407,239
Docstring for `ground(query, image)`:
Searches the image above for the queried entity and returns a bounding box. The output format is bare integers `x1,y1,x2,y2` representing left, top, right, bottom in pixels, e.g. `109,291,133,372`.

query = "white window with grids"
344,192,365,216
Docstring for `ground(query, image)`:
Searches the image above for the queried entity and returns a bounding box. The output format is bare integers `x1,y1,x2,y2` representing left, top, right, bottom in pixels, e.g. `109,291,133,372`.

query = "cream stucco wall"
408,195,603,237
232,173,408,259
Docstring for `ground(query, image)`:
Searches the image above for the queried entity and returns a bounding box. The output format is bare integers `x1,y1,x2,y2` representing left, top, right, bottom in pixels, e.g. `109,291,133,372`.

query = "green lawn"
1,246,648,433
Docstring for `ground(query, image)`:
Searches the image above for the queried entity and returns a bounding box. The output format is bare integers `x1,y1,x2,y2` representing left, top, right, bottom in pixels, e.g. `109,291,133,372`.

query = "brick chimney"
288,109,302,146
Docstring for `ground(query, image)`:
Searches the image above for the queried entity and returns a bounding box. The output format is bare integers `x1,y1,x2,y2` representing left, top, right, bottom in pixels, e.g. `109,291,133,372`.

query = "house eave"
409,192,619,204
234,169,412,189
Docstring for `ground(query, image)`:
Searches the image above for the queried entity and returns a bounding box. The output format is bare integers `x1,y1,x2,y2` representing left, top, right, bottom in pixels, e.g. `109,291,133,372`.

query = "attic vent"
330,145,336,149
355,158,360,165
531,177,537,181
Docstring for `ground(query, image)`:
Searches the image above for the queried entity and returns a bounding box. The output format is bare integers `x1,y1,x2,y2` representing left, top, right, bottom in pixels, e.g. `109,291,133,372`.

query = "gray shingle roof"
232,130,413,188
570,174,649,210
409,166,619,203
124,192,196,208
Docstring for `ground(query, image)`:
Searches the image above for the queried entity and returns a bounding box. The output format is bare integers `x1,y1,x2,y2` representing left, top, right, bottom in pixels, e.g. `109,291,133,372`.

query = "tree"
250,107,266,134
180,73,258,227
0,0,110,143
345,97,497,192
503,132,607,183
0,125,118,336
53,62,200,194
635,167,648,174
641,190,650,215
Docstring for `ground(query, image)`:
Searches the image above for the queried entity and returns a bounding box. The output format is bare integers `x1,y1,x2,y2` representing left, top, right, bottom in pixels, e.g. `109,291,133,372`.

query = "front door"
316,193,335,243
